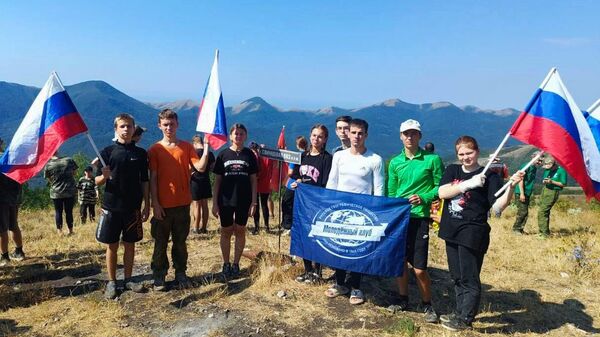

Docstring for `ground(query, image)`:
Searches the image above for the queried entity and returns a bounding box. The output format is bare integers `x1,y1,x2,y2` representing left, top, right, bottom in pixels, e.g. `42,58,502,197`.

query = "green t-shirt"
387,148,444,218
44,157,78,199
542,165,567,191
514,165,537,196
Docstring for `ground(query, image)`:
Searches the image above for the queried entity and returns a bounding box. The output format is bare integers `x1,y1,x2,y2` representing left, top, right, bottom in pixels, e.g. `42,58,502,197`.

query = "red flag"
270,126,288,191
277,126,286,149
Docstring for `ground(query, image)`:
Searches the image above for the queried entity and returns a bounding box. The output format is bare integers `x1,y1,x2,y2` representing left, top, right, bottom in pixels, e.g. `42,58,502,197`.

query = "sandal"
349,289,365,305
325,284,349,298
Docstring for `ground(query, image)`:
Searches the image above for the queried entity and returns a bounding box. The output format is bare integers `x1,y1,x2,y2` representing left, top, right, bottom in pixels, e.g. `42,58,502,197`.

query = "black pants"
335,269,362,289
253,192,270,229
53,197,75,230
445,241,485,324
80,203,95,223
303,259,321,275
281,189,294,230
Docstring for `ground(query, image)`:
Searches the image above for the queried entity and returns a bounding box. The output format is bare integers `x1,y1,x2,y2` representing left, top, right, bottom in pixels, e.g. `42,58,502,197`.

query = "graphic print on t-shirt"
299,165,320,183
448,179,470,219
224,159,250,176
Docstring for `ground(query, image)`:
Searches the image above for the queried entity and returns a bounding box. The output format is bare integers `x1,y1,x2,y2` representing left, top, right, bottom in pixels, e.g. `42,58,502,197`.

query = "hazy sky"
1,1,598,110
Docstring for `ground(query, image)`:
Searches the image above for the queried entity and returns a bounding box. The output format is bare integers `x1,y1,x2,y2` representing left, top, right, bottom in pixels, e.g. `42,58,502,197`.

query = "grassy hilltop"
0,197,599,337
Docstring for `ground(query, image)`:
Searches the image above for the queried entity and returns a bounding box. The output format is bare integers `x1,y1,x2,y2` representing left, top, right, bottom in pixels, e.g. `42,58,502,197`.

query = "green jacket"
44,157,78,199
515,165,537,197
387,148,444,218
543,165,567,191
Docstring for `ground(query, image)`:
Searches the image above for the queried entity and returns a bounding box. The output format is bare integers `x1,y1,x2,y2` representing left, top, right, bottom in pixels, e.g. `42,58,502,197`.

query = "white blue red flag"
0,72,88,184
510,68,600,200
583,99,600,148
196,49,228,149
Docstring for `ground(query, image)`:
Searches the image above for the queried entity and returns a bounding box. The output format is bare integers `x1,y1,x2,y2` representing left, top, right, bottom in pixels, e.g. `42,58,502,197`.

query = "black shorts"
191,178,212,200
219,205,250,227
96,209,143,244
405,217,431,270
0,204,19,233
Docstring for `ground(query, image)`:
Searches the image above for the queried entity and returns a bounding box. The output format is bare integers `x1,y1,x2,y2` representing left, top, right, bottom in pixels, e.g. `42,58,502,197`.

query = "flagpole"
493,151,544,197
277,125,285,254
587,99,600,113
277,161,283,254
86,132,107,167
482,67,557,175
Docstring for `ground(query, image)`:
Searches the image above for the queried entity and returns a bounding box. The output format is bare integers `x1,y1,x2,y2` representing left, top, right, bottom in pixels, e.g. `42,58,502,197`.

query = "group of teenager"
275,115,524,331
0,109,527,332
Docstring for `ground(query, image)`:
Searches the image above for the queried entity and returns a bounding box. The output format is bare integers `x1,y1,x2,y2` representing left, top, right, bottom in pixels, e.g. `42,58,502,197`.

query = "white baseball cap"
400,119,421,133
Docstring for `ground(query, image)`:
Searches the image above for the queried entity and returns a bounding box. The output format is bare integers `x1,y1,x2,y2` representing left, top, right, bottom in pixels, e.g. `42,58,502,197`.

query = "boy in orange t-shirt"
148,109,210,291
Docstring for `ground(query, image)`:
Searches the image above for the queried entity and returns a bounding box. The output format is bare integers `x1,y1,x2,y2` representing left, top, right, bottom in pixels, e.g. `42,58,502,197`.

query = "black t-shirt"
0,173,22,205
213,147,258,207
96,142,149,212
191,148,215,183
438,164,502,253
291,151,333,187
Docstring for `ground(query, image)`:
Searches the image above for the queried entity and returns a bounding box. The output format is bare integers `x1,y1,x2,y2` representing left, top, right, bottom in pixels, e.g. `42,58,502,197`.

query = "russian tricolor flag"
0,72,88,184
196,49,228,150
584,99,600,148
510,68,600,201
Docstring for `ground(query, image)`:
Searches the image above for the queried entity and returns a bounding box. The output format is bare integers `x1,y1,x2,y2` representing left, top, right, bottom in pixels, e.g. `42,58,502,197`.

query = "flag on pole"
584,99,600,148
0,72,88,184
509,69,600,200
270,126,288,191
277,126,286,149
196,49,228,150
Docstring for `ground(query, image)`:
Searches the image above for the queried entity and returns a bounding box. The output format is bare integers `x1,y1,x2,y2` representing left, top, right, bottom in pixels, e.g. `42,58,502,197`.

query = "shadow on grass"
168,268,253,309
364,266,598,334
0,319,30,337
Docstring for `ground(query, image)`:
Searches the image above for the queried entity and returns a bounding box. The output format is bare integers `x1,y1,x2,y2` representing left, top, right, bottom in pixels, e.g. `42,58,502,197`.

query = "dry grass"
0,199,599,337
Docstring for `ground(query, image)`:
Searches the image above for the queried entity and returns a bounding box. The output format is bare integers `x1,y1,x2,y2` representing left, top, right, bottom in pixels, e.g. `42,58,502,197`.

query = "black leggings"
253,193,270,229
53,197,75,230
281,189,295,230
335,269,362,289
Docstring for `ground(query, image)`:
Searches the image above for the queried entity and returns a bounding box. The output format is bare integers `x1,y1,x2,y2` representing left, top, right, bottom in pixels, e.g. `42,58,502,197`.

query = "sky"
1,1,599,110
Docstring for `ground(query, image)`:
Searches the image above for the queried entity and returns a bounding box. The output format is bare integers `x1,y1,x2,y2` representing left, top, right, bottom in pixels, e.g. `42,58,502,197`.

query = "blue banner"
290,184,411,277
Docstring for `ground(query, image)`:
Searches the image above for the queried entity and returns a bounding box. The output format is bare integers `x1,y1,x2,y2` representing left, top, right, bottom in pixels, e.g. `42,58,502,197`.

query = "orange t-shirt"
148,141,200,208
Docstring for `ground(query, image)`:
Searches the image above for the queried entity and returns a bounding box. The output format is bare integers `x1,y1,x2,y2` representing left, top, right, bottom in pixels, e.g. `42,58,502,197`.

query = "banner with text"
290,184,411,277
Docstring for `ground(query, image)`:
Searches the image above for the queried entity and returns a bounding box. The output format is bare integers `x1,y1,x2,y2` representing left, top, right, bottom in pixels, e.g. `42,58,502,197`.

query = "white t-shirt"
326,148,385,196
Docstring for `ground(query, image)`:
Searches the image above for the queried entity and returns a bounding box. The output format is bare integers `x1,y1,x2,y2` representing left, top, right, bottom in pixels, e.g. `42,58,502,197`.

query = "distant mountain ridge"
0,80,522,164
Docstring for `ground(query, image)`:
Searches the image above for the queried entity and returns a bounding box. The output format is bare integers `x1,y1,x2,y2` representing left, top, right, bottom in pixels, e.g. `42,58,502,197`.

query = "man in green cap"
512,152,542,234
537,156,567,238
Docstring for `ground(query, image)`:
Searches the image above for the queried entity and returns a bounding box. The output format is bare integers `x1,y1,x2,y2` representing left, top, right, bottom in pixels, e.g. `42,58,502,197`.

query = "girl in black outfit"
289,124,332,284
212,124,258,278
438,136,522,331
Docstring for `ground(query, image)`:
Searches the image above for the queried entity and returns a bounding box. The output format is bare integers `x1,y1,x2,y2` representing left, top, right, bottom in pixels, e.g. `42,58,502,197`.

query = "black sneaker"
440,312,457,323
230,263,240,277
0,256,10,267
175,272,192,289
10,250,25,261
222,263,232,277
153,276,166,292
124,279,144,293
104,280,118,299
295,272,310,283
387,298,409,314
251,228,259,235
422,304,439,323
308,272,323,284
441,317,472,331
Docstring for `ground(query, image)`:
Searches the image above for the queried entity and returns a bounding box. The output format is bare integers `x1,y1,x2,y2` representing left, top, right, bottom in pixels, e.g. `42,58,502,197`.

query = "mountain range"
0,80,523,163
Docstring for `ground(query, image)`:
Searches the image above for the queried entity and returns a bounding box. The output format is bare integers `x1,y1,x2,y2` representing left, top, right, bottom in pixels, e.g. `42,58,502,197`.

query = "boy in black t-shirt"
95,114,150,299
